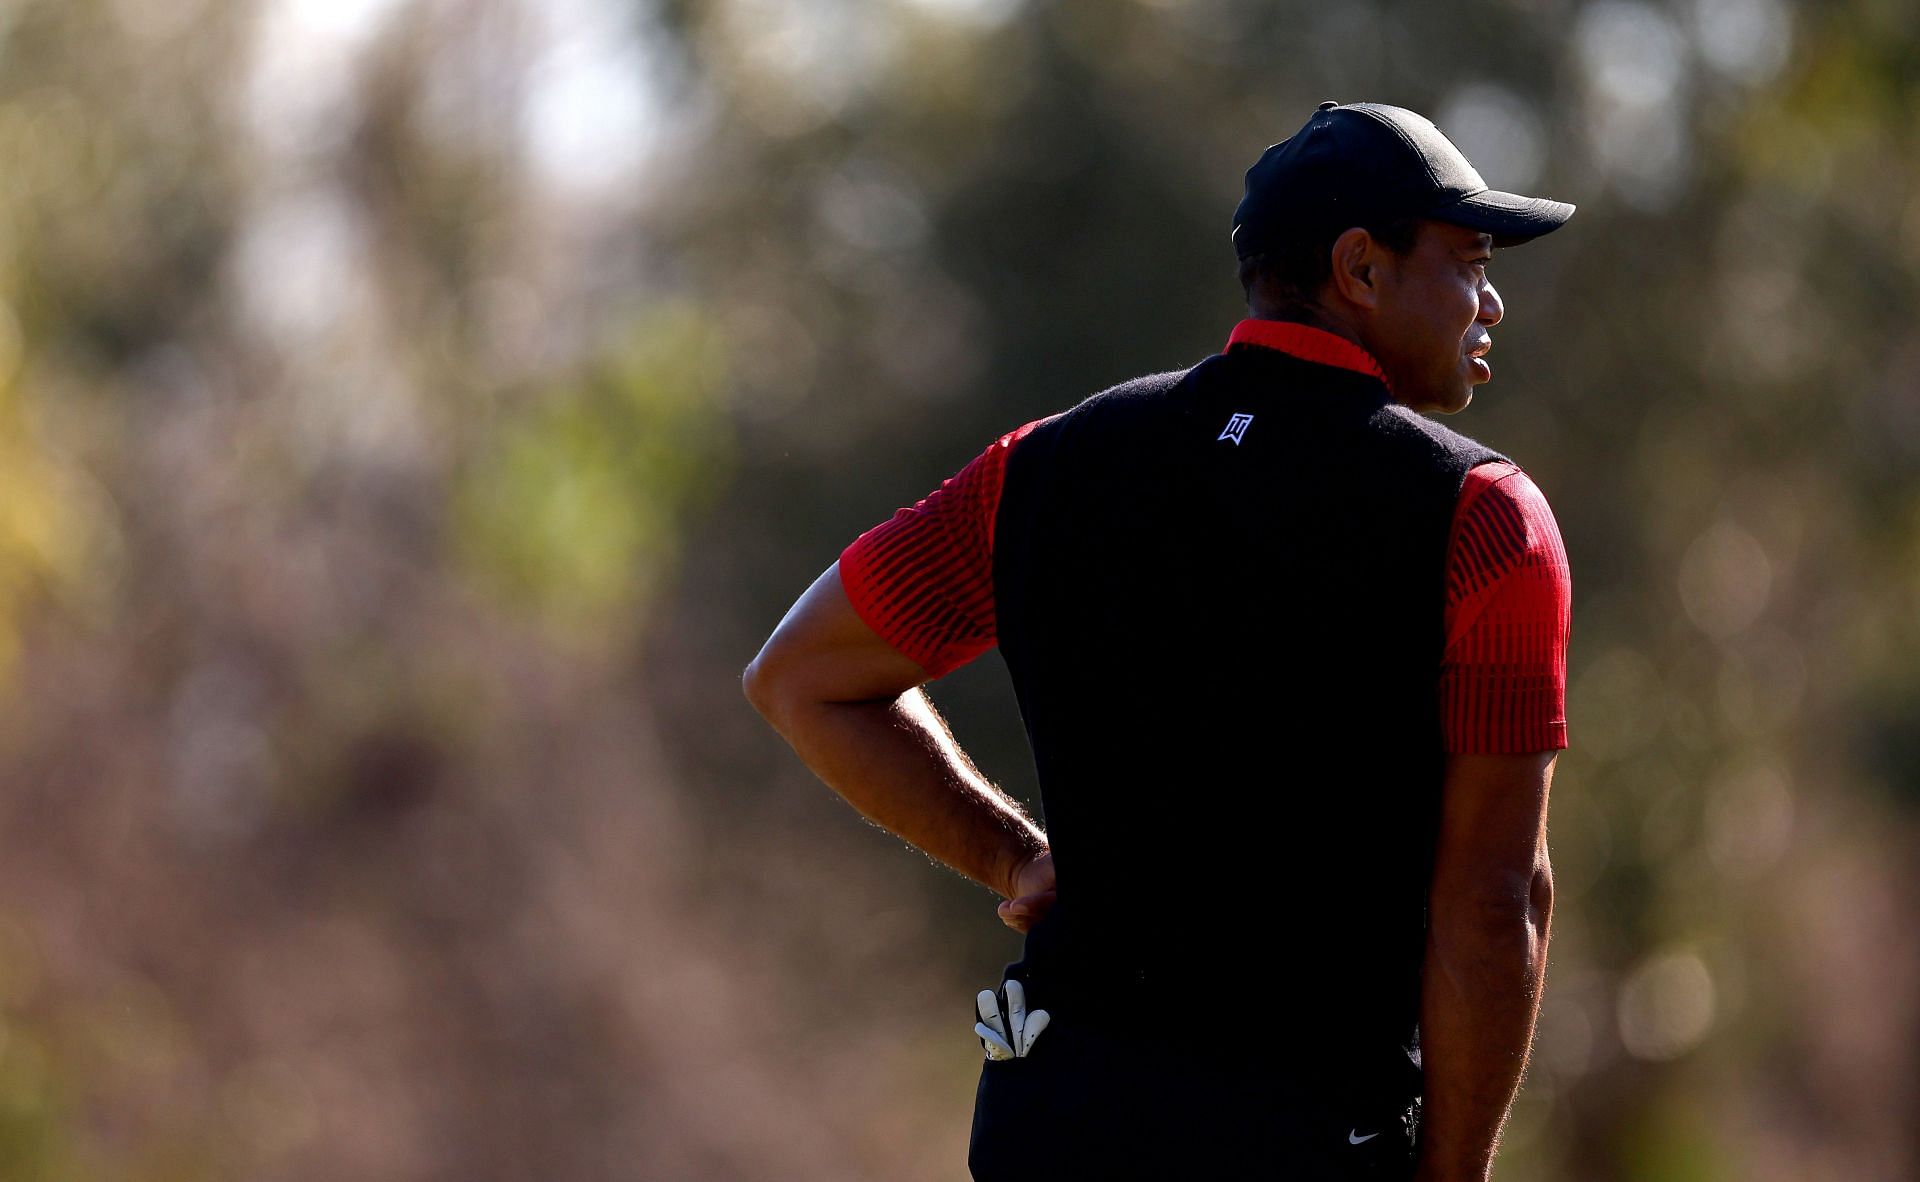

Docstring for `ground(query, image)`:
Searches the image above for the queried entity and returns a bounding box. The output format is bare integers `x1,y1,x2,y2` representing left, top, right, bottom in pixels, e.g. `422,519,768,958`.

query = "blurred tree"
0,0,1908,1178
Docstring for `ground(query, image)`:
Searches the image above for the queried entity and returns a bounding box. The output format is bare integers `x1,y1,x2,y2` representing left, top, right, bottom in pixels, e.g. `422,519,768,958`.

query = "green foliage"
455,304,734,644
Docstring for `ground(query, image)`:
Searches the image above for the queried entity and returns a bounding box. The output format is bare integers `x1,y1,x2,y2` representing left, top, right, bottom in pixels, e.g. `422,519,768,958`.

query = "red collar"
1225,319,1390,386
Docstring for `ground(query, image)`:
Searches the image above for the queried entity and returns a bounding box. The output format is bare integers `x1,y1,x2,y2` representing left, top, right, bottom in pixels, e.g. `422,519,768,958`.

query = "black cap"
1231,101,1575,258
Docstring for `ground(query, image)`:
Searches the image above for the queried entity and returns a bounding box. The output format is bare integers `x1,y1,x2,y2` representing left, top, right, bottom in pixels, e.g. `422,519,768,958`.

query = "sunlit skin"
1250,218,1504,415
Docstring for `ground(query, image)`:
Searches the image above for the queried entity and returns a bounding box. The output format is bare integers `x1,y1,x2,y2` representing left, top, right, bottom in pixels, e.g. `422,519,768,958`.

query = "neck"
1246,301,1367,350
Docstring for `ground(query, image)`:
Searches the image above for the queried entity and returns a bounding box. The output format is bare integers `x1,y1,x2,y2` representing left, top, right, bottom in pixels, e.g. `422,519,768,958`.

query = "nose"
1478,279,1504,327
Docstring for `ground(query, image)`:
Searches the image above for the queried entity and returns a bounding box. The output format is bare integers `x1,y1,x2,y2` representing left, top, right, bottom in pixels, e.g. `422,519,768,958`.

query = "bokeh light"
0,1,1911,1179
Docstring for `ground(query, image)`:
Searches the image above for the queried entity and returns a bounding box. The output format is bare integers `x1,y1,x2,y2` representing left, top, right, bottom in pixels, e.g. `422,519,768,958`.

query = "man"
744,101,1573,1181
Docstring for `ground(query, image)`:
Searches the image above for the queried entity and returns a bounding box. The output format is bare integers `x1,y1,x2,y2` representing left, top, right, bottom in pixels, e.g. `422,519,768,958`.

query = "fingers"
975,981,1050,1060
976,990,1017,1061
976,1022,1016,1060
996,889,1059,933
976,990,1009,1043
1005,890,1057,916
1003,979,1027,1052
1018,1009,1049,1056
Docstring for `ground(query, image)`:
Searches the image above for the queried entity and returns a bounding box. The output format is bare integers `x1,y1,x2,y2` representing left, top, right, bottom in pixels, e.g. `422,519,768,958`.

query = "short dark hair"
1237,216,1423,310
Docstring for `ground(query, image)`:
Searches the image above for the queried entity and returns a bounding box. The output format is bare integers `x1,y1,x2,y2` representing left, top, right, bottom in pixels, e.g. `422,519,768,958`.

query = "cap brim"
1431,189,1576,247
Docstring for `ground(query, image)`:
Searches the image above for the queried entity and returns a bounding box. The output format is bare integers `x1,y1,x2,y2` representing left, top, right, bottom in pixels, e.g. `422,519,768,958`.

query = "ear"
1327,226,1382,310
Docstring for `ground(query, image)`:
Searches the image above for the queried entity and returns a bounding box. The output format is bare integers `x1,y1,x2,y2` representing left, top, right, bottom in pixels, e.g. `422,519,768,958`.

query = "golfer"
745,101,1573,1181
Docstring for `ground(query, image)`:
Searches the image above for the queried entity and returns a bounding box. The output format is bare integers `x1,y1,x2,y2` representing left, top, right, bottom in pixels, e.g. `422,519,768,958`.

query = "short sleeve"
1440,461,1572,754
838,419,1048,679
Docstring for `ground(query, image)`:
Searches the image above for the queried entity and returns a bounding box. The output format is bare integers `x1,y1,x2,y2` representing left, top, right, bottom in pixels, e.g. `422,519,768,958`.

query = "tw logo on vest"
1217,412,1254,445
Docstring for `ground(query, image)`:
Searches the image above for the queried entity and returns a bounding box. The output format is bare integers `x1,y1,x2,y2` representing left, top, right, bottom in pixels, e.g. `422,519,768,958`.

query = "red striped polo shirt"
840,323,1571,755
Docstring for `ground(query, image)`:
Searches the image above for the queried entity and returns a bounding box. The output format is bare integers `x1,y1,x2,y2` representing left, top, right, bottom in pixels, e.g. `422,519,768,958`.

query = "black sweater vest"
993,344,1504,1087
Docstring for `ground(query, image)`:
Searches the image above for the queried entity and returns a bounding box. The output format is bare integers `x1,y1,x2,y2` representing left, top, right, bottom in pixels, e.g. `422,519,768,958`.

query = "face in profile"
1365,220,1504,415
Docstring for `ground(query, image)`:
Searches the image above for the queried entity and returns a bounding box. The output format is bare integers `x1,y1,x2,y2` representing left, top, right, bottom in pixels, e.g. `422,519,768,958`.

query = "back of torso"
993,345,1502,1078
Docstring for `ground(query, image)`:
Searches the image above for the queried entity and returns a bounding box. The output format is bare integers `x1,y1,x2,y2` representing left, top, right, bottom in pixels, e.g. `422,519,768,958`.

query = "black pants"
968,1011,1419,1181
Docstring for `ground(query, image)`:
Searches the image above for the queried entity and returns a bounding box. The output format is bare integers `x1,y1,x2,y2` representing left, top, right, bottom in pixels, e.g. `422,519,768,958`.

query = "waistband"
1002,908,1424,1102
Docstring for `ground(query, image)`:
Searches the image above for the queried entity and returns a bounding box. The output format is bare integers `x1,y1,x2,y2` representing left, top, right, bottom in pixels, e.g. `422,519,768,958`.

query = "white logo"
1348,1130,1380,1145
1217,412,1254,445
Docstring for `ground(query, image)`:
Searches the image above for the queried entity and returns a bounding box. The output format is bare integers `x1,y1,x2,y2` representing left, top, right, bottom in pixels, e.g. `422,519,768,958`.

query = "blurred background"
0,0,1912,1178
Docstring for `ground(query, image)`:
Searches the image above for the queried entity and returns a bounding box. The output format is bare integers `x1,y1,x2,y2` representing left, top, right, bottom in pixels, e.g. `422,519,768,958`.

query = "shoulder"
1455,462,1564,550
1007,364,1199,466
1054,366,1195,426
1446,460,1570,615
1371,405,1510,474
1084,365,1201,405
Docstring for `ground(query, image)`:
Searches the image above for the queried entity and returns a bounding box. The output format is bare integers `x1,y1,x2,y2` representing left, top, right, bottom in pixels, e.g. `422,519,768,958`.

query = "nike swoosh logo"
1348,1130,1380,1145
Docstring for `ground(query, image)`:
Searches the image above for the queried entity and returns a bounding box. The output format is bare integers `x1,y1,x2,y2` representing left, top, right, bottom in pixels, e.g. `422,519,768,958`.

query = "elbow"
742,643,823,734
1431,862,1554,947
741,650,784,724
1530,863,1554,928
1528,864,1555,959
1427,885,1552,998
1512,852,1554,940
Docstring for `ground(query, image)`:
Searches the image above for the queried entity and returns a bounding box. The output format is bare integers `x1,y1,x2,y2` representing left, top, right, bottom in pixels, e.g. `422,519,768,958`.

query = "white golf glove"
975,979,1050,1061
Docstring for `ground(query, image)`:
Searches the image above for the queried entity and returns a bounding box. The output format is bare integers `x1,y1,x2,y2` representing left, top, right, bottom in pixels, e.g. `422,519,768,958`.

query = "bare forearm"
1414,875,1553,1182
754,686,1045,898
